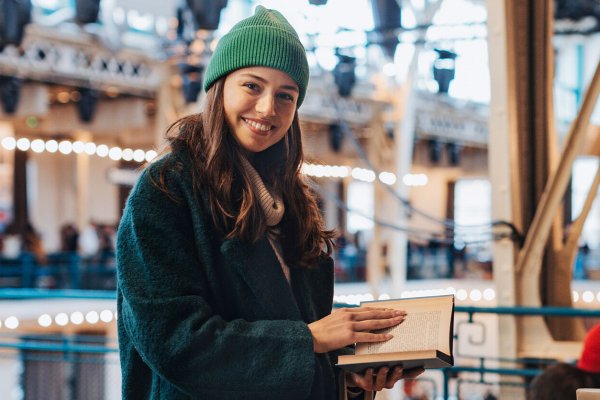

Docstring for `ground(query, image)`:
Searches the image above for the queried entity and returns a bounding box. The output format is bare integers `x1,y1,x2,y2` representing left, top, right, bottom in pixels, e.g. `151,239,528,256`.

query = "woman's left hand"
346,366,425,392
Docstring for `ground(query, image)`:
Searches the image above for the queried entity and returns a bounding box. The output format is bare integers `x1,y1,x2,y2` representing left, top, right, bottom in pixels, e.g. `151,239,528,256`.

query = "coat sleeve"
116,168,316,399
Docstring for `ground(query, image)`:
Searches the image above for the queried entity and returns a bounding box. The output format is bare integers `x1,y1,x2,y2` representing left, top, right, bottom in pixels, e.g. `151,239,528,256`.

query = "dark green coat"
116,150,339,399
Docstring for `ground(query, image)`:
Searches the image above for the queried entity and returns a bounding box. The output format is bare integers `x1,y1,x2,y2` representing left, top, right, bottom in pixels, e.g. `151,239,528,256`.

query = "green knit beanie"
203,6,309,107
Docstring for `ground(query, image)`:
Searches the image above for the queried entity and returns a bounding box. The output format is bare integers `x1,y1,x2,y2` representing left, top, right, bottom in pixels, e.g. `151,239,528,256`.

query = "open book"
337,295,455,373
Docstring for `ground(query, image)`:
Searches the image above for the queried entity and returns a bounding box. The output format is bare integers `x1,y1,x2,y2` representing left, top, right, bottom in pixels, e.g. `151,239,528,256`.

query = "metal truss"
414,91,489,147
0,25,162,97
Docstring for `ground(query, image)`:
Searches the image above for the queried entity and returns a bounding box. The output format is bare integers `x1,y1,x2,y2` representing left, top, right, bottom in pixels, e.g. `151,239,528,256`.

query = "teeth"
245,119,271,132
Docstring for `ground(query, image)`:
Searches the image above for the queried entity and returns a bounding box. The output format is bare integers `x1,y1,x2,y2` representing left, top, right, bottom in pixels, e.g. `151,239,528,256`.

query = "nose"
255,93,276,117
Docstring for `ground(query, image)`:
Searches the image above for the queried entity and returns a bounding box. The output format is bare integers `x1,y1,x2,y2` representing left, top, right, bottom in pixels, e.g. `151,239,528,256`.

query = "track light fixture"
428,139,443,164
329,123,344,153
0,0,32,50
74,0,101,24
77,87,99,123
432,49,457,94
333,51,356,98
371,0,402,59
0,75,23,114
185,0,228,31
447,142,461,166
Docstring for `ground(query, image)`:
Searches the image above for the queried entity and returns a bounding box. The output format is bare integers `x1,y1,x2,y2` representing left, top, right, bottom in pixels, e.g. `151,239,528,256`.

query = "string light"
108,147,123,161
1,137,16,150
38,314,52,327
145,150,158,162
4,316,19,330
30,310,118,328
31,139,45,153
133,149,146,162
0,137,428,191
96,144,109,158
469,289,482,301
45,140,58,153
85,311,100,324
456,289,468,301
483,288,496,301
58,140,73,155
55,313,69,326
16,138,30,151
70,311,85,325
73,141,85,153
0,137,158,164
1,138,435,187
100,310,114,323
332,287,505,305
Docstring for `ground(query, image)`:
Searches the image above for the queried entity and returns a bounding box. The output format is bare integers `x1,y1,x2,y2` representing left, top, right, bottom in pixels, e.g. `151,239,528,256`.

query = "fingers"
373,367,389,390
340,307,406,322
349,367,399,391
347,366,426,392
308,308,407,353
352,331,394,343
352,314,405,332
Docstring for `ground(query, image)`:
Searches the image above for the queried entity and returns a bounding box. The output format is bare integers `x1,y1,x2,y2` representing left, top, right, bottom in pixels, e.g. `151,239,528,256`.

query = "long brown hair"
156,78,335,269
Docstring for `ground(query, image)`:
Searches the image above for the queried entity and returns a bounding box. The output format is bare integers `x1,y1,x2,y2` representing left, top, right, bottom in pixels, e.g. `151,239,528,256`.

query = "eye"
243,82,260,91
277,92,295,102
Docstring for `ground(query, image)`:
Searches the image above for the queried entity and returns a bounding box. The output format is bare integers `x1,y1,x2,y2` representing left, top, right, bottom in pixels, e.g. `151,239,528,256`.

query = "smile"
243,118,273,132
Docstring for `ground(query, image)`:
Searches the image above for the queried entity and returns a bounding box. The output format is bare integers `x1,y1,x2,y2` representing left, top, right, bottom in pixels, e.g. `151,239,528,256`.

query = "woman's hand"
307,307,406,353
347,366,425,392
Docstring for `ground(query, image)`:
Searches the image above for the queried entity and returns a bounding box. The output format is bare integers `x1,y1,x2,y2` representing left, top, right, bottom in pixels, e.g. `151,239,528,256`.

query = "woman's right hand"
307,307,406,353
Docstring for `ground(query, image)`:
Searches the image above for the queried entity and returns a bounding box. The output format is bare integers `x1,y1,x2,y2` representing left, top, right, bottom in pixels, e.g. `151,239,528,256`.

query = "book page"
363,310,441,354
355,295,453,356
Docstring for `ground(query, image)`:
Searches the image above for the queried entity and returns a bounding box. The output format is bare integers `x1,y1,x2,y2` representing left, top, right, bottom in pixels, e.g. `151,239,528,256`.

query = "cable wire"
308,178,518,246
331,117,523,244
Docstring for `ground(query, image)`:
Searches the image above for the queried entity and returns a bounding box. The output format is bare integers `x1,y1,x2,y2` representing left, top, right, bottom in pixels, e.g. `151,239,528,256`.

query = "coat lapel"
220,236,303,320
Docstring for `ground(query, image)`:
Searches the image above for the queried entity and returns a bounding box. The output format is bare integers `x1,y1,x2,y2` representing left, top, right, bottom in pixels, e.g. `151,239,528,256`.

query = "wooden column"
487,2,520,396
9,147,28,236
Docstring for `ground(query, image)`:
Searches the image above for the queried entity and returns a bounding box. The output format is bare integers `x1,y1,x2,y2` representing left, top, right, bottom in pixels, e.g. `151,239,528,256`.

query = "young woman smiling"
116,6,421,400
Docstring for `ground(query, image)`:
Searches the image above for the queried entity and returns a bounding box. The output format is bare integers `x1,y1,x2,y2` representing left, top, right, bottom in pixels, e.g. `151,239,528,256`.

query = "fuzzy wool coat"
116,149,340,399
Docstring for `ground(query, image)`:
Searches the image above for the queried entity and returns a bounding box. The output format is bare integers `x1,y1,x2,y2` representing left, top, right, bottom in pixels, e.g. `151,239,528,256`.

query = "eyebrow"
238,73,299,92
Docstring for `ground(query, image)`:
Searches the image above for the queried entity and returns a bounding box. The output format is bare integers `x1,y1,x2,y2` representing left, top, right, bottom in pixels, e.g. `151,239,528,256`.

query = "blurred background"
0,0,599,399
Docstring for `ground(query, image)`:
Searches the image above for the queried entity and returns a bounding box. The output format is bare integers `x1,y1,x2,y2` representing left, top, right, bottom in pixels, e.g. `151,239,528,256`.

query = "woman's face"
223,67,298,153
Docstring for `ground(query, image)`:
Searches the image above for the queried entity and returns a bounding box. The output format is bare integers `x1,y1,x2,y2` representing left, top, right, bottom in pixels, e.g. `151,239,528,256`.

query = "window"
572,157,600,249
453,178,492,249
346,181,374,234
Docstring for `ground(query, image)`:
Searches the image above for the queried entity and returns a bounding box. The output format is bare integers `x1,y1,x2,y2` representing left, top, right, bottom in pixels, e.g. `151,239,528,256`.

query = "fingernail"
394,310,406,316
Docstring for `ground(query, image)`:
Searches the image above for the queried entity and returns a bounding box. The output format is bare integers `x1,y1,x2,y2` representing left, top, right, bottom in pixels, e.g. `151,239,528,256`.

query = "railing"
4,248,598,288
333,302,600,399
0,289,119,399
2,289,600,399
0,252,116,290
0,332,119,400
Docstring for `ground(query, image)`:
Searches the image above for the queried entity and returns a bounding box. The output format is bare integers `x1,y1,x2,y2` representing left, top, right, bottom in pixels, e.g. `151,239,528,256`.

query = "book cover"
337,294,455,373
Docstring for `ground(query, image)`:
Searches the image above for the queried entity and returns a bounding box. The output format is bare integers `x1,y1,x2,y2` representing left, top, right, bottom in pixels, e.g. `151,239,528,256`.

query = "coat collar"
220,236,303,320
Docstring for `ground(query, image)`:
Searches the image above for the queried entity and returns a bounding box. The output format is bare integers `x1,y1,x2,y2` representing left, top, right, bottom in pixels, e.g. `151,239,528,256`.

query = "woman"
116,6,420,399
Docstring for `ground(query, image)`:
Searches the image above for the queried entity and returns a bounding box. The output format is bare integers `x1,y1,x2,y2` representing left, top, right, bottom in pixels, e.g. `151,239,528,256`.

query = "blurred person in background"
60,223,79,253
528,324,600,399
